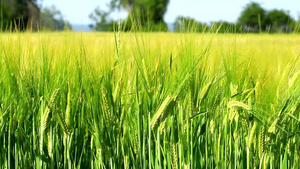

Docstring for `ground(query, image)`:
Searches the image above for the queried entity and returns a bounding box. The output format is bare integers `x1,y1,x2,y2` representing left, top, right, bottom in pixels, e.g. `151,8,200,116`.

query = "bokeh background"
1,0,300,32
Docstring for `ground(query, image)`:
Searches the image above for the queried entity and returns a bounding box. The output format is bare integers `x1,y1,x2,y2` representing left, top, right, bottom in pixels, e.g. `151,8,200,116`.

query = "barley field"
0,32,300,168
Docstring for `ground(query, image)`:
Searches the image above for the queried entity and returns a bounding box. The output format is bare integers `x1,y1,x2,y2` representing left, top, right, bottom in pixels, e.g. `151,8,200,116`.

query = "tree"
295,14,300,33
174,16,208,32
90,0,170,31
110,0,169,24
89,7,114,31
1,1,13,30
237,2,266,32
40,5,71,31
1,0,40,31
266,9,294,32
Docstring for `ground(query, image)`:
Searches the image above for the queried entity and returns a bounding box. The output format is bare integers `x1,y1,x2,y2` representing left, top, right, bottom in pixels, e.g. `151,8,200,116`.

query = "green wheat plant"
0,31,300,169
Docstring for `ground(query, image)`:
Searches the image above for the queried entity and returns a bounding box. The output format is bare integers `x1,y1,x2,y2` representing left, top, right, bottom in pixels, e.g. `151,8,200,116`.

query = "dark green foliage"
237,2,297,33
265,9,294,33
174,16,244,33
0,1,13,30
90,0,170,31
109,0,169,24
1,0,38,31
237,2,267,32
1,0,69,31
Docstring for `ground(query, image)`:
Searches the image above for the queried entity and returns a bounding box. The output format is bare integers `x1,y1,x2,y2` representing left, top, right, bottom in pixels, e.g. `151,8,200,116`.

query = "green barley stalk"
142,58,151,90
65,85,71,127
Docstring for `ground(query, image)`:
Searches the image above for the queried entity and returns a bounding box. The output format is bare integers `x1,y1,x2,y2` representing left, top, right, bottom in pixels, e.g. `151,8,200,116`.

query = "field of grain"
0,32,300,168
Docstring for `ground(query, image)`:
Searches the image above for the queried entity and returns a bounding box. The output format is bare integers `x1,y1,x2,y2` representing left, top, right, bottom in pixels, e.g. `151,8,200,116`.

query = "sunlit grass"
0,32,300,168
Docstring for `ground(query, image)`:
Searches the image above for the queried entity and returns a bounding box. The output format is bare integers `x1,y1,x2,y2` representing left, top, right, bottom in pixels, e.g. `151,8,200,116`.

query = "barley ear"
56,109,70,135
151,95,172,129
101,88,112,127
228,100,251,111
159,99,176,132
159,118,167,133
47,130,53,158
248,121,257,147
49,88,60,108
259,125,265,159
42,88,59,133
170,142,178,169
42,106,51,132
268,118,278,134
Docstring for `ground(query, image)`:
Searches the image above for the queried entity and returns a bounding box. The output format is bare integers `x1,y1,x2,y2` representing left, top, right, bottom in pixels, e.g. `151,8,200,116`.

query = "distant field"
0,32,300,168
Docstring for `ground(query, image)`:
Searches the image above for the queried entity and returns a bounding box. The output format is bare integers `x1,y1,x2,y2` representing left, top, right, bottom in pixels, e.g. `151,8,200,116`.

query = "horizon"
40,0,300,26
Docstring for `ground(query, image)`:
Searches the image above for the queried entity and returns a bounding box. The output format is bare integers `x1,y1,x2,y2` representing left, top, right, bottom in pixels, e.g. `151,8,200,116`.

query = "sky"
39,0,300,25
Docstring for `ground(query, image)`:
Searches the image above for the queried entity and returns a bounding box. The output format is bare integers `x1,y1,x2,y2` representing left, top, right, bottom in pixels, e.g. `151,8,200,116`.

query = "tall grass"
0,31,300,168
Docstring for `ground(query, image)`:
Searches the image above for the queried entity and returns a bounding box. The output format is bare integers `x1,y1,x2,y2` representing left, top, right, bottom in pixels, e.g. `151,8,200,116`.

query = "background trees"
1,0,39,30
237,2,296,33
0,2,13,30
89,7,114,31
89,0,170,31
266,9,294,32
1,0,299,32
1,0,70,31
89,1,298,33
237,2,266,32
174,16,208,32
39,5,71,31
173,17,243,33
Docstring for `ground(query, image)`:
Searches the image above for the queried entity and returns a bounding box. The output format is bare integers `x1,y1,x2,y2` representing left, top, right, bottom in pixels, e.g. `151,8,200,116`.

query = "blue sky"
40,0,300,25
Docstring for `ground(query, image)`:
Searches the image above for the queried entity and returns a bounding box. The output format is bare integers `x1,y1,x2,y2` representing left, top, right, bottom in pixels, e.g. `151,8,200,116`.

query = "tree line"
90,1,300,33
1,0,299,33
